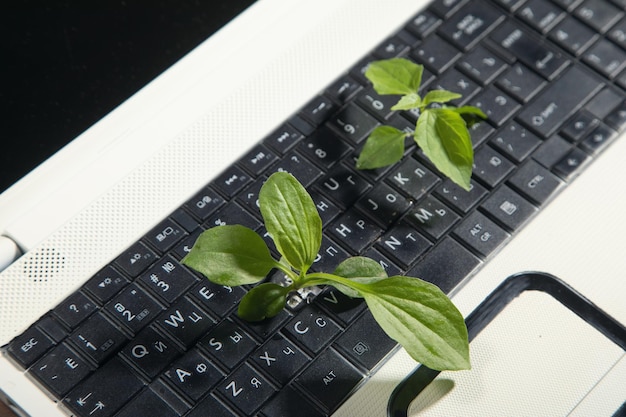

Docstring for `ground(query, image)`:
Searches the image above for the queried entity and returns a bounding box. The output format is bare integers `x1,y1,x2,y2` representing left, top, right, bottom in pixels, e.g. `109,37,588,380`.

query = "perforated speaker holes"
23,247,66,282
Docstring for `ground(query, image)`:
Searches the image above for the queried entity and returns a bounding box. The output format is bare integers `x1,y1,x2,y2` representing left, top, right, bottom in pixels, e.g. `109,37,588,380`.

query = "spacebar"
517,66,603,138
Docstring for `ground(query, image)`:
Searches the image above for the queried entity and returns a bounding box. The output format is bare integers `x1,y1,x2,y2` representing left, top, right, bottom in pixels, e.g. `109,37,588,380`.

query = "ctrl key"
63,357,144,417
296,348,364,413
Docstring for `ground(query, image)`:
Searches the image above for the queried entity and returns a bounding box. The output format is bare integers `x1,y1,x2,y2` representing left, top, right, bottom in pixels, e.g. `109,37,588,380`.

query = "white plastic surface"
1,0,626,415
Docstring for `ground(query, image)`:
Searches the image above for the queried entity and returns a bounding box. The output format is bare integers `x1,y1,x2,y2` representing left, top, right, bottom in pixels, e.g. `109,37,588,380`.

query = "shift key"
517,66,603,138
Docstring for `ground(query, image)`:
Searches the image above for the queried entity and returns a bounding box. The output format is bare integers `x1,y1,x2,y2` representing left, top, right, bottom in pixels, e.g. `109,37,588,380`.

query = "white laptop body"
1,0,625,416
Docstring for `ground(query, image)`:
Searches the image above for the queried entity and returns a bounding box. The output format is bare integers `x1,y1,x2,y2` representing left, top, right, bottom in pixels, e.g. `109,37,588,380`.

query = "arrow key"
553,147,591,181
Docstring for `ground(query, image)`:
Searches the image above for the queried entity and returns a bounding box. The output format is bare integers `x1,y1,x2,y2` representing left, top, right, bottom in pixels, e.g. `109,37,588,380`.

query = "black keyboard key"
549,16,599,56
157,298,215,349
298,126,352,169
261,385,325,417
356,182,412,226
490,22,569,80
406,10,441,38
472,146,515,188
138,255,197,304
329,208,383,254
579,123,618,154
184,186,225,221
206,201,262,231
296,348,364,413
496,63,546,103
36,315,68,344
429,68,481,105
299,95,336,127
517,66,603,138
553,147,591,179
149,379,193,416
453,211,510,258
373,30,417,59
114,388,179,417
375,221,432,268
405,195,461,240
327,103,379,144
105,284,162,334
435,179,488,213
264,123,304,155
430,0,469,18
8,325,55,368
532,134,572,168
284,306,341,354
516,0,565,33
170,208,197,233
412,34,461,74
311,236,351,274
53,292,98,330
270,152,323,188
200,320,257,370
219,362,277,416
114,241,157,278
560,110,599,142
438,0,504,50
314,287,366,326
408,237,481,293
335,310,397,370
190,281,246,318
574,0,624,34
120,327,181,379
64,357,143,417
604,100,626,131
144,218,187,254
315,164,371,209
387,157,440,200
457,45,508,86
583,38,626,79
32,343,92,397
490,121,542,163
585,87,623,120
70,313,127,365
251,333,310,386
356,87,399,120
309,189,341,227
83,266,129,304
238,144,279,176
213,165,252,198
164,349,223,402
508,160,563,205
325,75,362,104
480,185,537,231
473,85,520,126
609,18,626,50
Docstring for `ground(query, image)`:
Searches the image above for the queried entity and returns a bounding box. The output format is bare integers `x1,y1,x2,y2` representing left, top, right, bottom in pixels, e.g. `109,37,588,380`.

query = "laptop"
2,0,626,415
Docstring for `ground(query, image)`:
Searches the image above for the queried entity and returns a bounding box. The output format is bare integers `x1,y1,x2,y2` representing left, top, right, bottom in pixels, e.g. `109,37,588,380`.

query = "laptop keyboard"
5,0,626,415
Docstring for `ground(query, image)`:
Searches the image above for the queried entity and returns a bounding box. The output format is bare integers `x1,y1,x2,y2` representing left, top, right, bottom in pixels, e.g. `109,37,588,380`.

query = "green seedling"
183,172,470,371
357,58,486,191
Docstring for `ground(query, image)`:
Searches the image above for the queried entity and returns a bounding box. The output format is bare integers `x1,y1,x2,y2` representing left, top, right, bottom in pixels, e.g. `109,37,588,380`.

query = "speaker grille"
22,247,66,282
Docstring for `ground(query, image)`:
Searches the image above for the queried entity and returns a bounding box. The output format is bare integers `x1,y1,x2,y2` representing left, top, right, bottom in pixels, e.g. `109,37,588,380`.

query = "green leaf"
259,172,322,273
238,283,289,321
360,276,470,371
422,89,462,107
391,93,422,111
454,105,487,119
182,225,276,286
356,126,407,170
365,58,424,96
331,257,388,298
415,108,474,191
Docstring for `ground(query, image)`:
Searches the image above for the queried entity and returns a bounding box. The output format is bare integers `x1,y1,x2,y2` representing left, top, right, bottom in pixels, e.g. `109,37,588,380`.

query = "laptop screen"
1,1,256,195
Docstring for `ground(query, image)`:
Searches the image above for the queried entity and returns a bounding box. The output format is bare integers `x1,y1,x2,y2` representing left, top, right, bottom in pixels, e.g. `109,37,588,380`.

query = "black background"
1,1,257,194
